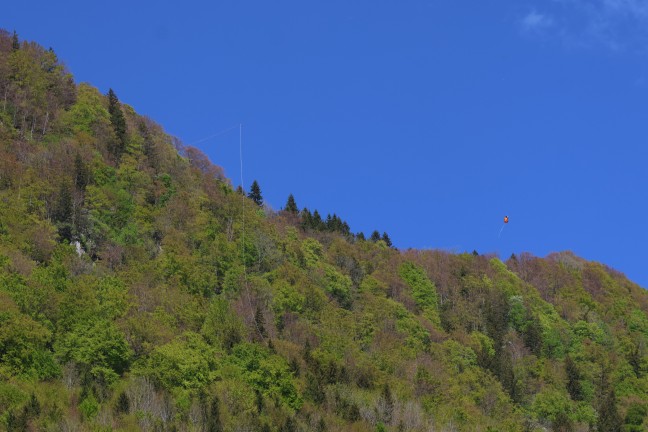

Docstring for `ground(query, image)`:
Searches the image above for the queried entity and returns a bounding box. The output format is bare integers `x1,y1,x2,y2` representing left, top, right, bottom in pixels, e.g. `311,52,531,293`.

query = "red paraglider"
504,215,509,224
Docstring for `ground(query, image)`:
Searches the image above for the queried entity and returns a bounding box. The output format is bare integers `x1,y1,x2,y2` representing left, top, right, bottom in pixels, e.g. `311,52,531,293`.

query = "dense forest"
1,29,647,431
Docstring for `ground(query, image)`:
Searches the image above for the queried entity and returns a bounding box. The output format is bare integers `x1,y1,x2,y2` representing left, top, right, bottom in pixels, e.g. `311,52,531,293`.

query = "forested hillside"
1,29,647,432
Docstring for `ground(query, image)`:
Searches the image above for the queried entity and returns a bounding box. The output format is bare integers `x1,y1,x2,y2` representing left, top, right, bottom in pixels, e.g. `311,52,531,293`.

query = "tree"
597,369,622,432
54,181,74,242
254,305,268,338
74,153,89,191
356,232,366,241
12,30,19,51
285,194,298,213
370,230,381,242
107,88,127,160
312,210,323,230
565,356,583,401
206,395,223,432
381,232,393,247
248,180,263,206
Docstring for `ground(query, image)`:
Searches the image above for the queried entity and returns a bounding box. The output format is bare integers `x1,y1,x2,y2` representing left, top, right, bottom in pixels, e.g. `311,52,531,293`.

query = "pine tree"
107,88,127,160
285,194,298,213
254,305,267,338
381,232,393,247
115,391,130,414
206,395,223,432
74,153,89,191
356,232,366,241
248,180,263,206
54,182,73,242
565,356,583,401
370,230,381,242
12,31,19,51
301,208,313,230
312,210,323,230
597,368,622,432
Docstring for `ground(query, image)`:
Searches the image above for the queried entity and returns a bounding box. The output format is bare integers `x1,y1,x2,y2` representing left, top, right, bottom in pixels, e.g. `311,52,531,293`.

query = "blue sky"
3,1,648,287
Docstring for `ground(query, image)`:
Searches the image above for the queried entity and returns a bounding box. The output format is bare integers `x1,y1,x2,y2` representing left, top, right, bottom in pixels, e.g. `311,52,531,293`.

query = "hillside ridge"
1,29,648,432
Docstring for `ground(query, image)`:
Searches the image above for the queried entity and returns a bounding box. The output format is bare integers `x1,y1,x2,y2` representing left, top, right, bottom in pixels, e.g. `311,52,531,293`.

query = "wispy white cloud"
521,11,554,32
520,0,648,52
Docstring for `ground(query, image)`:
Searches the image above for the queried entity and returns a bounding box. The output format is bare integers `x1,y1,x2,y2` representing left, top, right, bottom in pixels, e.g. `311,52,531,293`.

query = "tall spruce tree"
597,368,622,432
285,194,298,213
382,232,393,247
12,31,19,51
107,88,127,160
248,180,263,206
370,230,381,242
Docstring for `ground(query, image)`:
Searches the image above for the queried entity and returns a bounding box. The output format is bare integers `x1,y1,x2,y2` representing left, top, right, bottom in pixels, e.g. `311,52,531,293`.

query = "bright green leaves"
54,318,132,384
228,343,302,411
62,83,110,137
399,262,440,327
138,332,218,390
0,292,57,379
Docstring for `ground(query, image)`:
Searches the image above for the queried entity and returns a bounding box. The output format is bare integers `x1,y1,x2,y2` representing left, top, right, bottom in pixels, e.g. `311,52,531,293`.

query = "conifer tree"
12,31,19,51
254,305,267,338
107,88,127,160
301,208,313,230
597,368,622,432
565,356,583,401
285,194,298,213
382,232,393,247
356,232,366,241
74,153,89,191
54,182,73,242
248,180,263,206
312,210,323,230
206,395,223,432
370,230,381,242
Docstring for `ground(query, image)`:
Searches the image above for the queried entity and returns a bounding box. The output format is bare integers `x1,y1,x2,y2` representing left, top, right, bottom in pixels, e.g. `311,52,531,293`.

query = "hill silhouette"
1,29,647,431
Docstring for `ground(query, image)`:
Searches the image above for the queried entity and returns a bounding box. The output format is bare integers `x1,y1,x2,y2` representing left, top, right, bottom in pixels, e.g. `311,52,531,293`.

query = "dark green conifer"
115,391,130,414
107,89,127,160
381,232,393,247
370,230,381,242
565,356,583,401
356,232,366,241
74,153,89,191
12,31,19,51
312,210,323,230
206,395,223,432
254,305,267,337
597,369,622,432
248,180,263,206
285,194,298,213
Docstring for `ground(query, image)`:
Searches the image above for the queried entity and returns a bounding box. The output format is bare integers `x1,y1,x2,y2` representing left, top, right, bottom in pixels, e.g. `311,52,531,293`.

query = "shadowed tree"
107,88,127,160
382,232,393,247
248,180,263,206
597,368,622,432
285,194,298,213
565,356,583,401
12,30,19,51
370,230,381,242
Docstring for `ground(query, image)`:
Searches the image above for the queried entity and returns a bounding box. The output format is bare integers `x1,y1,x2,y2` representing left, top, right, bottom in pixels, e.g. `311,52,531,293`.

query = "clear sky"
3,1,648,287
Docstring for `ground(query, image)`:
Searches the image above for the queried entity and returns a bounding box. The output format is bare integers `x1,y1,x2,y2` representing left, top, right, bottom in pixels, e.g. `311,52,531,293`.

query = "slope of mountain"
1,30,647,432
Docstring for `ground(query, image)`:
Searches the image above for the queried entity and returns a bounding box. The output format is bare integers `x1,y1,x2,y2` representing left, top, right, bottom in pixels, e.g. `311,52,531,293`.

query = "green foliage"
322,264,353,308
399,262,440,326
54,318,132,384
1,30,648,431
228,343,302,410
137,332,218,390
